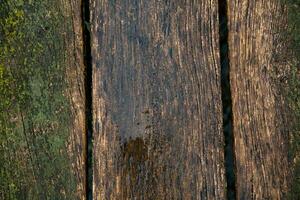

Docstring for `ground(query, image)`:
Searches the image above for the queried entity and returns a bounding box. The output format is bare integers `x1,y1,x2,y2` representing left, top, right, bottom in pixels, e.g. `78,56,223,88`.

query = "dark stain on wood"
91,0,225,199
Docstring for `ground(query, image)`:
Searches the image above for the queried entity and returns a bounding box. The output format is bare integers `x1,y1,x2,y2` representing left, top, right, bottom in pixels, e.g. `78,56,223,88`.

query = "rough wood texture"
91,0,225,199
227,0,289,198
0,1,86,199
64,0,87,198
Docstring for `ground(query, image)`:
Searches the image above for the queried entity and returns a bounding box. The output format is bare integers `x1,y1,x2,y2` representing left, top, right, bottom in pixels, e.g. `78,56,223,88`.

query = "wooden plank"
0,1,86,199
227,0,290,198
91,0,225,199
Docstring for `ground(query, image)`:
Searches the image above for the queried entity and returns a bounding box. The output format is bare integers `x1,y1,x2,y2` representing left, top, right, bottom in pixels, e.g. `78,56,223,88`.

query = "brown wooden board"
227,0,290,198
0,1,86,199
91,0,226,199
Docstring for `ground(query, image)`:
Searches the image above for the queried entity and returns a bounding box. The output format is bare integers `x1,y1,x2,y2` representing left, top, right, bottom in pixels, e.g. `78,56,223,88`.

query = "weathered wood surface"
91,0,225,199
227,0,290,198
65,0,87,198
0,1,86,199
2,0,298,199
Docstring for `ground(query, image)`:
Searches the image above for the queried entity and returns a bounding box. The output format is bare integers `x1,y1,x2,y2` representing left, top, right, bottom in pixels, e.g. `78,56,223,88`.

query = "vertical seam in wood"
82,0,93,199
218,0,237,199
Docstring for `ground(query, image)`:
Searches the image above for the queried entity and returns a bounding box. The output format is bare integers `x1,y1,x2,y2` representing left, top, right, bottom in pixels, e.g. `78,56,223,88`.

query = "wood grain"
227,0,290,198
64,0,87,198
91,0,225,199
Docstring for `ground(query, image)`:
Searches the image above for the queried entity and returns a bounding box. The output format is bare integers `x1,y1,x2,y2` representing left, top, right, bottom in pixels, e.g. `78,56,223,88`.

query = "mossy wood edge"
282,0,300,198
0,1,86,199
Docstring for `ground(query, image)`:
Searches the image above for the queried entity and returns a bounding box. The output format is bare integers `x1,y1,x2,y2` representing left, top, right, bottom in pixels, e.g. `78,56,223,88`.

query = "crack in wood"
218,0,236,199
82,0,93,199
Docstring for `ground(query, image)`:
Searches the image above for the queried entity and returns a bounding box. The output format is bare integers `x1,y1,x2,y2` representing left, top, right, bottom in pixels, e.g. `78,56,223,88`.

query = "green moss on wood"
280,0,300,198
0,1,76,199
